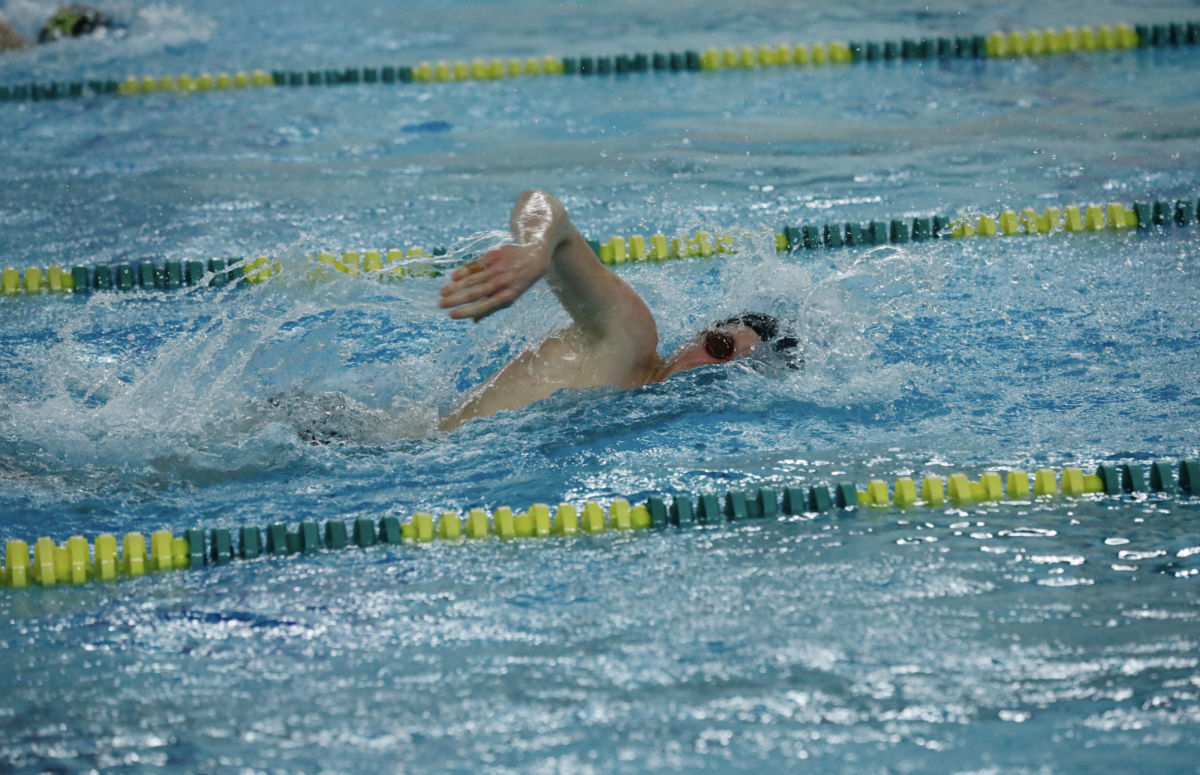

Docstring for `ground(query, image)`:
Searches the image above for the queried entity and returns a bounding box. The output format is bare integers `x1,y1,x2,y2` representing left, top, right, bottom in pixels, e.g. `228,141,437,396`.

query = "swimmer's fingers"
457,296,515,323
442,290,513,321
438,244,546,321
439,275,520,320
438,268,493,303
447,288,518,321
438,271,507,309
448,256,492,283
439,256,502,305
441,249,508,297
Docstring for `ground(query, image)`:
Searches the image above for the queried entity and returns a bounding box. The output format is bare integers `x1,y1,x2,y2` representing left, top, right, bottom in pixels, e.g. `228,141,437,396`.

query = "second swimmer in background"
437,190,799,429
0,4,115,53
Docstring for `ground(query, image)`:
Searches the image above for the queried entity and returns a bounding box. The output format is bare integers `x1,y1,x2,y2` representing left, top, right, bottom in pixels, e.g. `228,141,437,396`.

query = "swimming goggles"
705,328,804,369
704,330,736,360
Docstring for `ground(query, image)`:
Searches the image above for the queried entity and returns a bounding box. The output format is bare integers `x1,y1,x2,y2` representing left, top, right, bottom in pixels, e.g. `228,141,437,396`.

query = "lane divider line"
0,21,1193,106
1,195,1196,297
2,460,1197,590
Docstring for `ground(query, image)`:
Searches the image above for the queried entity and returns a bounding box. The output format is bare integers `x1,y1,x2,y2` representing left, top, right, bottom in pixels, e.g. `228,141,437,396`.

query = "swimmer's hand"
437,242,549,322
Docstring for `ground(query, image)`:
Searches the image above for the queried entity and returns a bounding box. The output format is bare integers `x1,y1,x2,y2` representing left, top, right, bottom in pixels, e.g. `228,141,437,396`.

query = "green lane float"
2,460,1198,591
1,193,1196,299
1,20,1195,106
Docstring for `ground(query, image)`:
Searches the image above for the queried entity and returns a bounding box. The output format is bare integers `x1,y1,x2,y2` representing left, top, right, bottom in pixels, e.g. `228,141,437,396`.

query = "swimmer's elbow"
514,189,567,222
517,188,557,204
511,190,573,251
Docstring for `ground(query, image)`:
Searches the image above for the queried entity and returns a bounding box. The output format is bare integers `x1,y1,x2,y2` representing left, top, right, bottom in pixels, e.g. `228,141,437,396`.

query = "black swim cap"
713,312,802,370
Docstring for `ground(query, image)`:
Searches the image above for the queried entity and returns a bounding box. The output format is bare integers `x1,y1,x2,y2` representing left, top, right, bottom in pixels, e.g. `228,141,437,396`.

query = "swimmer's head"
660,311,802,379
38,5,113,44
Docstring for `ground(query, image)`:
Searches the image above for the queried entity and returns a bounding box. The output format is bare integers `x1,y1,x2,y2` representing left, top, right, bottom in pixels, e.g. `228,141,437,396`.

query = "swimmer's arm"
436,191,659,429
438,190,657,353
0,18,25,52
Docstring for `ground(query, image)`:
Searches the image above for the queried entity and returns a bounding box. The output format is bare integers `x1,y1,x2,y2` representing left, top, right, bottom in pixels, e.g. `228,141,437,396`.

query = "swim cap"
713,312,803,370
38,5,113,43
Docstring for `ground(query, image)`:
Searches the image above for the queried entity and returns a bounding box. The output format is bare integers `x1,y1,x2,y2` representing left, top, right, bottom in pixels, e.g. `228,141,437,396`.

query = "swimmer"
438,190,798,429
0,4,114,52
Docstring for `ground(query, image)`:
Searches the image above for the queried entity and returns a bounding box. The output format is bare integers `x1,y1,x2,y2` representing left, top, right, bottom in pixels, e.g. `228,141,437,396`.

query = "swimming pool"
2,0,1200,771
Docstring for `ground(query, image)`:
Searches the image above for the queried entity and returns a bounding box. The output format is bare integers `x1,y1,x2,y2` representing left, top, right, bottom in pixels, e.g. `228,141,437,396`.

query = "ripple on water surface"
1,494,1199,773
3,0,1200,770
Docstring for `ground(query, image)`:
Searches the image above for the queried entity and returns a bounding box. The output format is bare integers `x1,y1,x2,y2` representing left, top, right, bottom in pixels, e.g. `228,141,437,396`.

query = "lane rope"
1,196,1196,297
0,21,1192,106
2,460,1197,590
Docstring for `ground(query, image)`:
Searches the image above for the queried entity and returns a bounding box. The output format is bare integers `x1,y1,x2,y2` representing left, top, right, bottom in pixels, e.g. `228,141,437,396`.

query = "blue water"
2,0,1200,772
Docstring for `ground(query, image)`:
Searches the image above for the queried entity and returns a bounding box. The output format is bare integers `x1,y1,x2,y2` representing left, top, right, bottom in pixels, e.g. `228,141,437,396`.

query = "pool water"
1,0,1199,772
